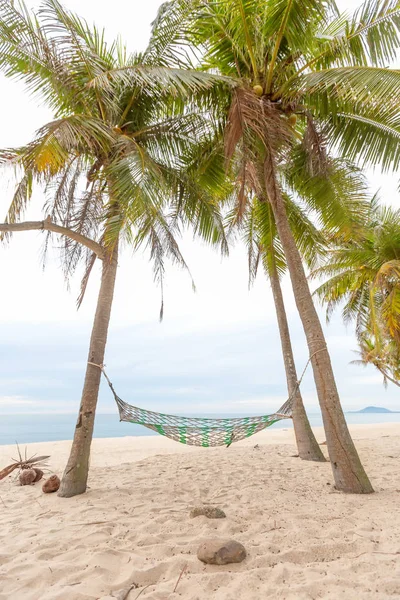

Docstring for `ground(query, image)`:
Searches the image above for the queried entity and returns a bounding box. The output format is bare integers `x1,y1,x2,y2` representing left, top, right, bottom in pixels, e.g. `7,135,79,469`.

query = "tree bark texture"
269,265,326,462
263,153,373,493
58,241,119,497
0,218,105,258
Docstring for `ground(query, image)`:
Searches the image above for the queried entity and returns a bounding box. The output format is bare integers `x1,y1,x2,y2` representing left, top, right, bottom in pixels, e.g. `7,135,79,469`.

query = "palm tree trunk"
263,154,373,493
269,264,325,461
58,241,119,498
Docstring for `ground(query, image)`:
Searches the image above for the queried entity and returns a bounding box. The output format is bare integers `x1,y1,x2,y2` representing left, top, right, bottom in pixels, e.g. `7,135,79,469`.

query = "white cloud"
348,374,385,385
0,396,36,406
233,395,287,407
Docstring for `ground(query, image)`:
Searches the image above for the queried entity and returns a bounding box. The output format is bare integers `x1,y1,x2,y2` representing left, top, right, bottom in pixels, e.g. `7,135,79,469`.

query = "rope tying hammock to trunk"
89,349,324,447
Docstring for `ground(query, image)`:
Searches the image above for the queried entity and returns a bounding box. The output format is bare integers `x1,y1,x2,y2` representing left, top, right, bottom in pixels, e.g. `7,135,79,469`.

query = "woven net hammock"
115,395,293,447
93,365,296,447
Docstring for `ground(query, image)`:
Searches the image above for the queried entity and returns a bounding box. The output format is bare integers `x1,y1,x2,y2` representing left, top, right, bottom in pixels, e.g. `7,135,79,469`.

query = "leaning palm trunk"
264,154,373,493
58,241,119,497
269,265,325,462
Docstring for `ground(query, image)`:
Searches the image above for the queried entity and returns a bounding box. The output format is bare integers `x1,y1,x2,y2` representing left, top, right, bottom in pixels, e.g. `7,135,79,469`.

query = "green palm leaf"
295,66,400,109
314,0,400,68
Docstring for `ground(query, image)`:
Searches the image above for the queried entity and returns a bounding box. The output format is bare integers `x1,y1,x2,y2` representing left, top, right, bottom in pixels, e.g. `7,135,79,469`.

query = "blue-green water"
1,411,400,445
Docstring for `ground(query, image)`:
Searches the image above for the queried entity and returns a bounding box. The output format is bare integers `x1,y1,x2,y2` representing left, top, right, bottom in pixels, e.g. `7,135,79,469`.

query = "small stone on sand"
197,539,246,565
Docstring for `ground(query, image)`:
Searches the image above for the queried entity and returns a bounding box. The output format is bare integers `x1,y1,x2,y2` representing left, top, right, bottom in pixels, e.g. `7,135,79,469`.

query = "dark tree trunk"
263,154,373,493
269,265,325,461
58,241,119,498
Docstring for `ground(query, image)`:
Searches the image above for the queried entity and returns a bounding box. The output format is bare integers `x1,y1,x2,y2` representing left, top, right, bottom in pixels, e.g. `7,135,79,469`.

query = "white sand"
1,423,400,599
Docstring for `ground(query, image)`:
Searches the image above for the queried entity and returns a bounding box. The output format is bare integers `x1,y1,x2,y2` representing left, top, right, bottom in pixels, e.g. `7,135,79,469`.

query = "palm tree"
236,195,326,461
229,149,370,461
353,334,400,388
314,201,400,388
0,0,228,497
151,0,400,492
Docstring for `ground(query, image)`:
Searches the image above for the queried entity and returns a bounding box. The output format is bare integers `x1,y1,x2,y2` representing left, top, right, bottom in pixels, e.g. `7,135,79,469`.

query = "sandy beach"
1,423,400,599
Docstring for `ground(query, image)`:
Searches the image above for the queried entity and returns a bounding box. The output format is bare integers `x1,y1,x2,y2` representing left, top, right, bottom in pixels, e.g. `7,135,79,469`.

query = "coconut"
33,468,44,483
288,114,297,126
253,84,263,97
19,469,36,486
42,474,60,493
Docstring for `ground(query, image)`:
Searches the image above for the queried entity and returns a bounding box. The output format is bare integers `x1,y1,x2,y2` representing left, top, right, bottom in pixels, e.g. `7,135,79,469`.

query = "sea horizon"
1,410,400,446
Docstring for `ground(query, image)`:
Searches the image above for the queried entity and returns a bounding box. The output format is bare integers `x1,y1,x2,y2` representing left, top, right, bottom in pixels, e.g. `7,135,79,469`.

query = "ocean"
1,411,400,446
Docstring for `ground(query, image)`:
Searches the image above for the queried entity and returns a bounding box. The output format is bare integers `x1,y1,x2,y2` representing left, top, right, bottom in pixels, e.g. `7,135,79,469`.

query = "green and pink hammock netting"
93,363,296,447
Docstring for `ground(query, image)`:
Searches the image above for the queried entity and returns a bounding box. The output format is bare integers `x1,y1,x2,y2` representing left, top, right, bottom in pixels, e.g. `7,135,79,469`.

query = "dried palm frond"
76,250,97,308
225,88,292,167
302,115,329,176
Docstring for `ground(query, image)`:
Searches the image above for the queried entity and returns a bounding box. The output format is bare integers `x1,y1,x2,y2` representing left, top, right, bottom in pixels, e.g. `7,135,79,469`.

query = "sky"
0,0,399,416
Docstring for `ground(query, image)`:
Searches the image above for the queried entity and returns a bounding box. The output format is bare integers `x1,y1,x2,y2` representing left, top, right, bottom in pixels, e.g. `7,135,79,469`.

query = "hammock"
115,393,292,447
90,358,317,447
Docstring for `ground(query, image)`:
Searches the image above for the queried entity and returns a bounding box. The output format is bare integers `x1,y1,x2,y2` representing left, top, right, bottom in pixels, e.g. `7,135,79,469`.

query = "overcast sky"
0,0,399,416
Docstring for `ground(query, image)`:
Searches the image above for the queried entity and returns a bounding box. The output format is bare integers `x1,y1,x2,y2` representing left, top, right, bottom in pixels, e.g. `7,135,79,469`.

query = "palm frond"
89,64,233,97
284,152,370,237
323,107,400,172
128,205,195,320
225,88,291,165
1,170,33,229
0,0,96,114
302,115,329,176
145,0,198,68
314,0,400,68
296,66,400,115
264,0,334,92
77,251,97,308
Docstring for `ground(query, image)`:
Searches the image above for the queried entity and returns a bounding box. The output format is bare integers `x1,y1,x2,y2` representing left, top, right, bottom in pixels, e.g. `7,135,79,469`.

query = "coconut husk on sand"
0,450,50,482
42,475,60,493
19,469,37,486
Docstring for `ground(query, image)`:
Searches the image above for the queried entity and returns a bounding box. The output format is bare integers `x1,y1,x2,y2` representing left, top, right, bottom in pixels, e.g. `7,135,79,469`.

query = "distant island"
350,406,400,414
